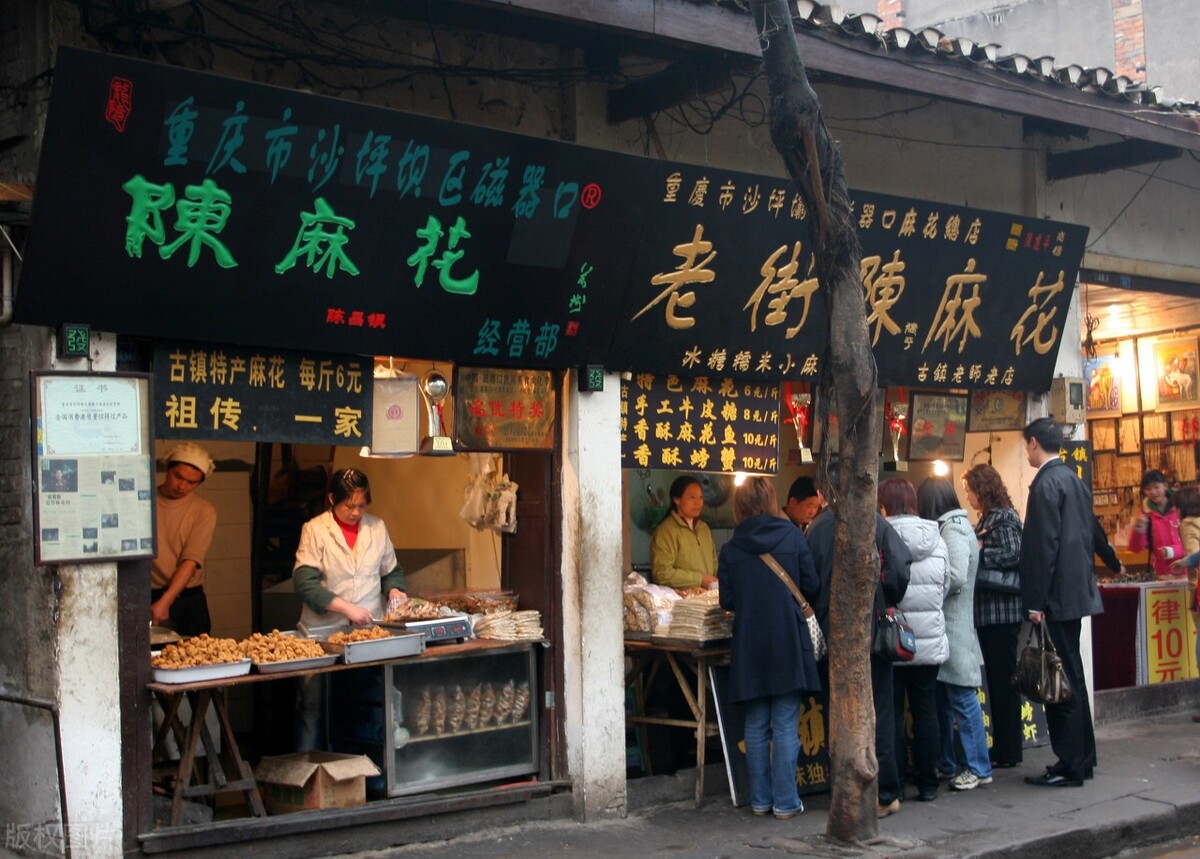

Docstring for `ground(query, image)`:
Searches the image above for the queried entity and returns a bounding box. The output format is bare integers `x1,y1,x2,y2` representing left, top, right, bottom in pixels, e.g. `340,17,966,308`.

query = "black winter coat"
718,513,822,703
1020,458,1104,621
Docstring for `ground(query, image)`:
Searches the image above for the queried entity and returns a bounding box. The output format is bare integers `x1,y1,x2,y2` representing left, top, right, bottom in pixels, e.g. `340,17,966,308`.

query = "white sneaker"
951,770,980,791
978,775,993,785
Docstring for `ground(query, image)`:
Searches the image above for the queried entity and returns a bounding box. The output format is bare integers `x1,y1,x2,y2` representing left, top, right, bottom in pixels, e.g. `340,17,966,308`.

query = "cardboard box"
254,752,380,814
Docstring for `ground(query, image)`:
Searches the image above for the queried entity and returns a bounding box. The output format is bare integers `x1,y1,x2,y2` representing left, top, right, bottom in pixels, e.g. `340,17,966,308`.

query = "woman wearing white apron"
294,468,407,749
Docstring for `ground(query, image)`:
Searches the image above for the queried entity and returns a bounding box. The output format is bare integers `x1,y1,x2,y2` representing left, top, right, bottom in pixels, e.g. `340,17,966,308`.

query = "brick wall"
1112,0,1146,82
877,0,906,29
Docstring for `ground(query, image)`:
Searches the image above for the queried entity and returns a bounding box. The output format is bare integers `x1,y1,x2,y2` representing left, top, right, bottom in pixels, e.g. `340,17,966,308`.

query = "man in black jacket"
806,461,912,816
1019,418,1105,787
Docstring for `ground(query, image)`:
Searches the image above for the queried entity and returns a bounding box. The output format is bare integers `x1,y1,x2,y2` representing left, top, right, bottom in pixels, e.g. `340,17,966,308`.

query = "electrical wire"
1086,161,1161,248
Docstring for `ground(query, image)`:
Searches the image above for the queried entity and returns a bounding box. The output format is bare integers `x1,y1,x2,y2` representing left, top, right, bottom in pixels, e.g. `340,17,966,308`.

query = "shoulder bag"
759,552,827,661
976,566,1022,594
873,606,917,662
1011,620,1073,704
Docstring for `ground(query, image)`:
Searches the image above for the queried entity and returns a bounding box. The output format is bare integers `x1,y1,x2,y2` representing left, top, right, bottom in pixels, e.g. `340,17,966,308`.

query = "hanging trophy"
419,370,455,456
790,391,813,464
885,400,909,472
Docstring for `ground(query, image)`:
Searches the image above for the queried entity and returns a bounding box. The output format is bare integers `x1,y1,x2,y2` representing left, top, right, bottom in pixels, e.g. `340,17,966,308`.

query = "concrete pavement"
350,710,1200,859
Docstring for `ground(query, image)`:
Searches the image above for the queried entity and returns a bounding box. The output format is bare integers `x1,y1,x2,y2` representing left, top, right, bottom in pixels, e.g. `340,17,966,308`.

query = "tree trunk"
750,0,881,843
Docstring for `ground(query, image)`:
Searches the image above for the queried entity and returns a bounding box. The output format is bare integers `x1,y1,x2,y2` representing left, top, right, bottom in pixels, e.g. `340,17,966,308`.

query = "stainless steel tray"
152,658,252,684
251,653,339,674
319,631,425,664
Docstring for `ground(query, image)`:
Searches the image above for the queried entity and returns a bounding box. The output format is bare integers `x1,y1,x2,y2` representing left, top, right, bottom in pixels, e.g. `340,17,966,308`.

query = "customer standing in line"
880,477,950,803
718,476,821,820
805,460,912,818
918,477,990,791
962,463,1026,770
1019,418,1104,787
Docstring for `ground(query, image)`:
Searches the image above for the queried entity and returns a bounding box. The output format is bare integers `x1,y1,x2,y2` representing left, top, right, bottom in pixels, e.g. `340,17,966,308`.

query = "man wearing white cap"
152,443,217,636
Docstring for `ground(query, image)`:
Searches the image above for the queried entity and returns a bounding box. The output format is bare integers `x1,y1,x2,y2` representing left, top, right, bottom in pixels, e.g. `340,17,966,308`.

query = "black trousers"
893,663,941,794
151,585,211,637
871,654,902,804
978,622,1023,765
1043,618,1096,780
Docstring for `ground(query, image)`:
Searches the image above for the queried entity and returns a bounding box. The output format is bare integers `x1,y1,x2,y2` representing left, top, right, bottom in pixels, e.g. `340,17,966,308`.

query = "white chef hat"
165,442,215,480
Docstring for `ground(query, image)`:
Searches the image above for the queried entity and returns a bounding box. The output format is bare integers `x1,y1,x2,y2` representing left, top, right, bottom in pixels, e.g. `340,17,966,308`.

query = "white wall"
562,372,627,819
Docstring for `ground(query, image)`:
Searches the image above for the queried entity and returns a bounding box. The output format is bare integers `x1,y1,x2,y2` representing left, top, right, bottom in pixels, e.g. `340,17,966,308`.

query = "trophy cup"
790,392,813,464
419,370,455,456
885,401,909,472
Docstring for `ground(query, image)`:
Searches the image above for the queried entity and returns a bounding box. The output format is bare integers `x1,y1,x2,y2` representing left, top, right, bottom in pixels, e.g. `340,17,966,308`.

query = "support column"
562,371,626,819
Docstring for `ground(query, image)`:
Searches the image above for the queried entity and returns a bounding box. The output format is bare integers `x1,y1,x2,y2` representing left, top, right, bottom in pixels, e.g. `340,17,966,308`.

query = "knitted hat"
166,443,214,479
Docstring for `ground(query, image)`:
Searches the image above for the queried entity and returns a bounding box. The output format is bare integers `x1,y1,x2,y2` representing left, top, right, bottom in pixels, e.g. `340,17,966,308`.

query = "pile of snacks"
151,634,243,669
668,595,732,641
473,610,542,641
436,591,519,615
384,598,445,622
410,679,531,735
327,625,392,644
238,630,326,663
622,575,680,634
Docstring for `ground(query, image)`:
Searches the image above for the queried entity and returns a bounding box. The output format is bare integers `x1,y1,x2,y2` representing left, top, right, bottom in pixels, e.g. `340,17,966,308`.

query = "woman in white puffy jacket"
879,477,950,803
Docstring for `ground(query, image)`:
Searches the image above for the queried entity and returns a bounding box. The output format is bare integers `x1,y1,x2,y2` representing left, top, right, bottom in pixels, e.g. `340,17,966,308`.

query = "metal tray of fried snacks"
318,631,426,664
151,659,252,684
252,653,340,674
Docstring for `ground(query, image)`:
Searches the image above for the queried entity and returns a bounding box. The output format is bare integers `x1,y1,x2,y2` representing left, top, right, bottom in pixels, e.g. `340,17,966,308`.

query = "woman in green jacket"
651,476,718,588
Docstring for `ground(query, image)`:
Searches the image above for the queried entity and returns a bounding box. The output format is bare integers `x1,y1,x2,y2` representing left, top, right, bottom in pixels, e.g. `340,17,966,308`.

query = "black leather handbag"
1012,621,1073,704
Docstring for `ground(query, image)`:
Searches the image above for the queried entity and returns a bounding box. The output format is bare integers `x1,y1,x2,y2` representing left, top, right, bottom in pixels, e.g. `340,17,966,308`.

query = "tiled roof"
743,0,1200,115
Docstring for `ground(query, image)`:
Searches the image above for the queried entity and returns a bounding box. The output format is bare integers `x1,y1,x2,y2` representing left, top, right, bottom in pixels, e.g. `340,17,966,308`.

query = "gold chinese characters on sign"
620,373,779,474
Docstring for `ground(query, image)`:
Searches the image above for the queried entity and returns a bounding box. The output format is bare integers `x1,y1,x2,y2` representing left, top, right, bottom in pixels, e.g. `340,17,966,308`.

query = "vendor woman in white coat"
294,467,406,749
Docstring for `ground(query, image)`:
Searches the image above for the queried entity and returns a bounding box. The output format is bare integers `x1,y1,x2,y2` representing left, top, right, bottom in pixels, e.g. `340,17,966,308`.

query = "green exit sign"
56,323,90,358
578,365,604,392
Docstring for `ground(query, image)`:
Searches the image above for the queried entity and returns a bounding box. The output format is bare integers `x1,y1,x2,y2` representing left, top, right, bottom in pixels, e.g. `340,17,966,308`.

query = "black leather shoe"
916,789,938,802
1025,772,1083,787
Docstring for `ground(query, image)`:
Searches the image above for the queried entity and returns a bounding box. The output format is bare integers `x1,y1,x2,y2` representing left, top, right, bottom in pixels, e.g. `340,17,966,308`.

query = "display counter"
149,638,541,827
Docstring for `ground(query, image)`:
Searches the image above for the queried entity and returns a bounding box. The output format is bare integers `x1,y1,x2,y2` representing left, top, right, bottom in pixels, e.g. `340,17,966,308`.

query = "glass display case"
383,641,539,796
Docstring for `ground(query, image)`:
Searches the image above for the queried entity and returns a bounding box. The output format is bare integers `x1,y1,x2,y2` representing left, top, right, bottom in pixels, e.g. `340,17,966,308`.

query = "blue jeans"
936,682,992,779
744,692,802,815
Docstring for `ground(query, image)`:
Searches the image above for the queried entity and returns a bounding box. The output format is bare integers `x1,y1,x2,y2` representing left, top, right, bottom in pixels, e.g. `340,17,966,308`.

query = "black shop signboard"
621,374,778,474
152,341,371,445
18,48,1089,392
18,48,640,371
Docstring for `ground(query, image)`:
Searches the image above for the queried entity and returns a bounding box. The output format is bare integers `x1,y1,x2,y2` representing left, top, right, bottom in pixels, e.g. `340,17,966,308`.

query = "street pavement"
351,709,1200,859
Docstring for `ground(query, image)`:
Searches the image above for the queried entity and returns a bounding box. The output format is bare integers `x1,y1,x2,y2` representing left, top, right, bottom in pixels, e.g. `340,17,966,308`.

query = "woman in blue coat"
718,476,821,819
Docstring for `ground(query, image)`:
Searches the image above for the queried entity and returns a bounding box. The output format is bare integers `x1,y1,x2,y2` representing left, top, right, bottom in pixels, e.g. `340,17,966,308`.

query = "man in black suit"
1019,417,1105,787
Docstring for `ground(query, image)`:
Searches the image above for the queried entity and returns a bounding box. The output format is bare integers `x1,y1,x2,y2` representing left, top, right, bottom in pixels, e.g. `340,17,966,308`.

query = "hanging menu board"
621,374,779,474
153,341,372,445
31,371,155,565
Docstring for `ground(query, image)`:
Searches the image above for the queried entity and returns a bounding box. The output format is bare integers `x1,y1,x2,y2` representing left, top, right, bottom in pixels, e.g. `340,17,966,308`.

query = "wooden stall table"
623,635,730,805
149,639,537,827
149,659,356,827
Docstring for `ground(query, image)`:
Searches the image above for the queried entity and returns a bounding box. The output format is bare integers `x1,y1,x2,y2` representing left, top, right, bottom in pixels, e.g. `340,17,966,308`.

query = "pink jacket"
1128,499,1183,578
